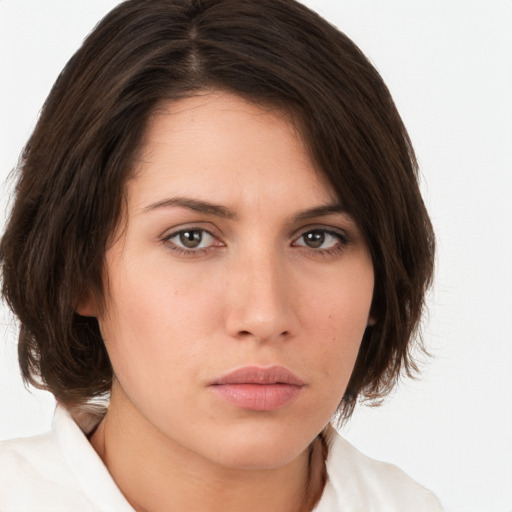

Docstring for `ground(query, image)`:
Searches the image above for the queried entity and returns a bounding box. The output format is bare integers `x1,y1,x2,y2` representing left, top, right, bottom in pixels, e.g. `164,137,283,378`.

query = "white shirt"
0,406,444,511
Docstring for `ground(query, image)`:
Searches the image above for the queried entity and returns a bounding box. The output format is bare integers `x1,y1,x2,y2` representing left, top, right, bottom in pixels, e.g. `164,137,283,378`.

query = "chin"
206,427,312,471
215,448,303,471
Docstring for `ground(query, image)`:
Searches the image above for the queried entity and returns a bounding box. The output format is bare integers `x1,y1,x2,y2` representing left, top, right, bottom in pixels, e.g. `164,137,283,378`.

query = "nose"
225,248,298,343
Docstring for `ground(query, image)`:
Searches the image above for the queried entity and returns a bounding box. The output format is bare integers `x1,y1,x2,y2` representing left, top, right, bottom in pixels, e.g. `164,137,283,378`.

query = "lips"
209,366,305,411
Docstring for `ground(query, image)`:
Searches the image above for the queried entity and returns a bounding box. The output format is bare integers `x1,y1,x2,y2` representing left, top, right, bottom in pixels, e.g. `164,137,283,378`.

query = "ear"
75,291,100,318
367,301,377,327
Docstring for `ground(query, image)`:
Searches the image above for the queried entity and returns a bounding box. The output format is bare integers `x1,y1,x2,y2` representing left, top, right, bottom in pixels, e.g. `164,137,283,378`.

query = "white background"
1,1,511,511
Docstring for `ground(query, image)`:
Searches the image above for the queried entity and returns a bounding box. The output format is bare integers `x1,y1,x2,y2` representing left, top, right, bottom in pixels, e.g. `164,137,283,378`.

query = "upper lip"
211,366,305,386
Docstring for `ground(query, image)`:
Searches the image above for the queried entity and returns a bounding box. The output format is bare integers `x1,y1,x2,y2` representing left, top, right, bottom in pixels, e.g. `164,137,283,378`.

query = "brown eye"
163,228,218,254
293,229,347,252
179,230,203,248
303,230,325,248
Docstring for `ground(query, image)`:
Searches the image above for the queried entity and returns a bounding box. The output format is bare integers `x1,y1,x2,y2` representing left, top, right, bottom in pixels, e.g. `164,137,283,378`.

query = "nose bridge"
225,241,295,342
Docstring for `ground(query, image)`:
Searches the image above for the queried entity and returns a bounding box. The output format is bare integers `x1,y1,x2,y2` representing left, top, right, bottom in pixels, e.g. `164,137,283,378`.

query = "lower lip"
210,383,303,411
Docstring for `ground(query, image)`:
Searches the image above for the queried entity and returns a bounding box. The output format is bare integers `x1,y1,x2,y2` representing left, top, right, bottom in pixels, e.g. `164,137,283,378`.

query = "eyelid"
160,220,223,240
291,224,351,242
290,225,352,255
165,228,215,245
161,225,225,256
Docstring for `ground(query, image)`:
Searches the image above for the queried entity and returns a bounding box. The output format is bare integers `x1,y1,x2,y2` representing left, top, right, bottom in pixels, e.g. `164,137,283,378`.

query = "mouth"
209,366,305,412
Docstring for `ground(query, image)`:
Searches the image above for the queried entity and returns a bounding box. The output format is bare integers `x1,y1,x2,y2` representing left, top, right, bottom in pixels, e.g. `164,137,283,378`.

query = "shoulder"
322,429,445,512
0,431,95,511
0,406,133,512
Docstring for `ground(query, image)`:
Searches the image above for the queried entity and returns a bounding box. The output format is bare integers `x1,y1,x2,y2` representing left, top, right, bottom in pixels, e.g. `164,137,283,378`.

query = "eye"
293,229,347,252
163,228,220,254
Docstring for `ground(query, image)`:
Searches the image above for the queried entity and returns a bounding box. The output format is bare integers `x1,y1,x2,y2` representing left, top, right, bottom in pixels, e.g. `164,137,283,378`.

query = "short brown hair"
0,0,434,418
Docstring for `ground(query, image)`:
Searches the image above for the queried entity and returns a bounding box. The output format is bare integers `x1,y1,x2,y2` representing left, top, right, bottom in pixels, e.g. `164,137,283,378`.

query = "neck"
89,387,325,512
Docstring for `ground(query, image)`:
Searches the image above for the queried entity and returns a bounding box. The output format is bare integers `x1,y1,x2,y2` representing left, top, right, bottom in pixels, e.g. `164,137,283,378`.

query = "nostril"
236,330,290,341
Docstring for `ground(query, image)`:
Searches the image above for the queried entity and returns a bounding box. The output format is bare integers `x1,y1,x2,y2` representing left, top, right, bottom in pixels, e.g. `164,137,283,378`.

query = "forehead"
127,91,338,215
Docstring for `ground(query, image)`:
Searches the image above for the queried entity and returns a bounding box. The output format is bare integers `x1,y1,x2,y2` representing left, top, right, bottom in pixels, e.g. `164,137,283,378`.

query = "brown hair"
0,0,434,419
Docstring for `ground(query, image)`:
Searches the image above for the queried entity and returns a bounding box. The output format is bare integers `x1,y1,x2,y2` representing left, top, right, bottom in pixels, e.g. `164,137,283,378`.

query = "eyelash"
161,227,350,258
161,228,221,257
292,229,349,256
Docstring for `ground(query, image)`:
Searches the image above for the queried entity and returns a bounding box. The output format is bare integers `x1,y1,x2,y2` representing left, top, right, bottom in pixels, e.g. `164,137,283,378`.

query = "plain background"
0,1,511,511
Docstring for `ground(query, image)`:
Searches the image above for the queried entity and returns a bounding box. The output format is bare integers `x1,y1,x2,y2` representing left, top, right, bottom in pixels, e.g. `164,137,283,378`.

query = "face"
91,91,374,470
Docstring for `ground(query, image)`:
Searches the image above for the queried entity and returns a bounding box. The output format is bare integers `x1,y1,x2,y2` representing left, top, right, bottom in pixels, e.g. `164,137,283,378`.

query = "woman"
0,0,442,510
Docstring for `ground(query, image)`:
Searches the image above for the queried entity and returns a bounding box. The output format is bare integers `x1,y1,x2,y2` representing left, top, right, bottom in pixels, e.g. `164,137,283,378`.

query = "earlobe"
75,292,100,318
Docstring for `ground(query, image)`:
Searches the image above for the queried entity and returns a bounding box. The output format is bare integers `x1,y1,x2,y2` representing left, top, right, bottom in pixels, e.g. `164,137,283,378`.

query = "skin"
83,91,374,512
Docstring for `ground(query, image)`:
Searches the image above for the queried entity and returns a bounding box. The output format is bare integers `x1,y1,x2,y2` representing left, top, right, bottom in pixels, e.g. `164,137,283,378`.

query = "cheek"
301,262,373,387
98,257,226,380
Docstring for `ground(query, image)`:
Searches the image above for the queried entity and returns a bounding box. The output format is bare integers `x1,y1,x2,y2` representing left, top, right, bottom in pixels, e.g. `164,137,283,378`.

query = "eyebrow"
291,202,348,223
143,197,236,219
142,196,347,222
